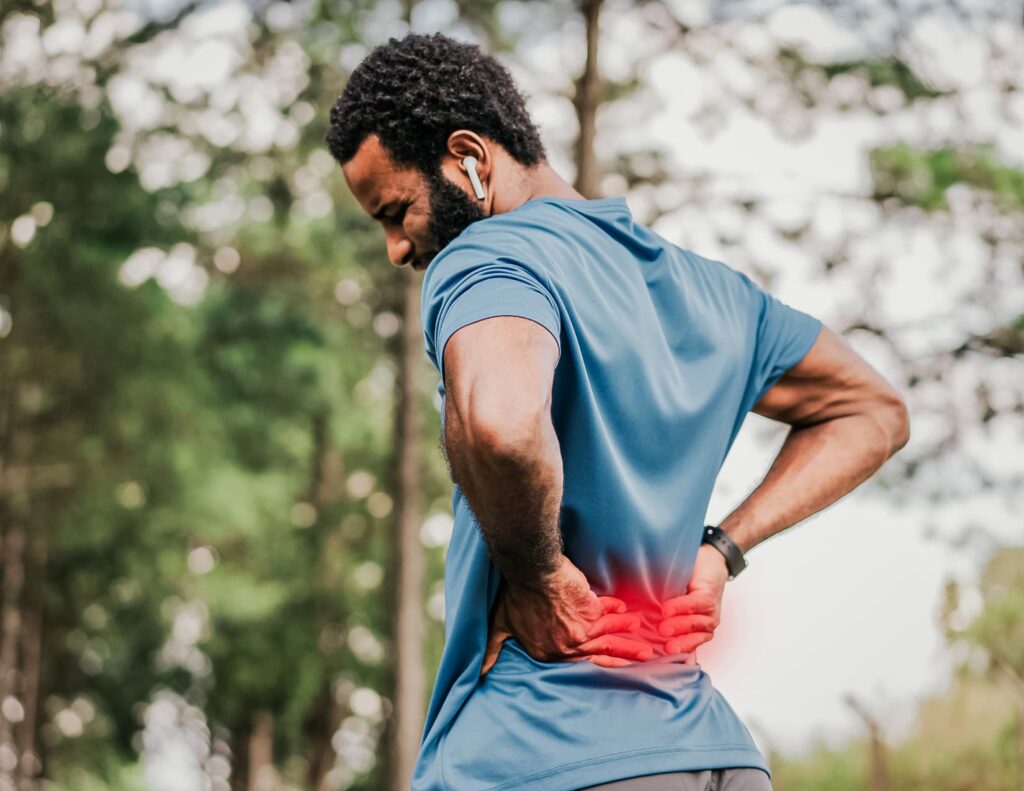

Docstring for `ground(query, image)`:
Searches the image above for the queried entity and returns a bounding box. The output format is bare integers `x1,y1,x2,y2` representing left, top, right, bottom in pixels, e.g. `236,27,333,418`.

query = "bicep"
442,315,560,450
751,324,904,426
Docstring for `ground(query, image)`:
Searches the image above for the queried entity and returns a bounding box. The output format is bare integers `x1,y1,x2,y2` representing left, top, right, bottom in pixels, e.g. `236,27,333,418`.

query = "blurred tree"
573,0,604,197
941,544,1024,791
383,0,427,784
843,695,889,791
0,81,213,788
0,2,445,788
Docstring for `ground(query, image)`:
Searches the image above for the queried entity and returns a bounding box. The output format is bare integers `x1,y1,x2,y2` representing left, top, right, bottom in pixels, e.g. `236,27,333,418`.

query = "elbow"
893,399,911,453
446,399,549,463
877,390,911,456
462,414,547,462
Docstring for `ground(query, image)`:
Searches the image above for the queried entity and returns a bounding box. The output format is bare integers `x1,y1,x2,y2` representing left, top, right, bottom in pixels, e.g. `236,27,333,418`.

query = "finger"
661,594,716,618
596,596,627,614
683,650,698,666
658,614,718,638
480,630,511,677
569,654,634,668
576,634,655,661
585,612,641,639
666,631,713,655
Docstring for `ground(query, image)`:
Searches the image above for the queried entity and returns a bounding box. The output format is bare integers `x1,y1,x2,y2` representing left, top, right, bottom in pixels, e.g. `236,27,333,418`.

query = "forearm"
720,406,908,554
444,414,565,589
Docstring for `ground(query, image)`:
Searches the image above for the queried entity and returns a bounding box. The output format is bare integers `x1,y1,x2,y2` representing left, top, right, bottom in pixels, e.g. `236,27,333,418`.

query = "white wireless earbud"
462,156,486,200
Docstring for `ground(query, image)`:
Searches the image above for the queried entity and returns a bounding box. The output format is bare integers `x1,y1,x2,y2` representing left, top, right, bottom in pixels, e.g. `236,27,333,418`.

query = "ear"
445,130,491,181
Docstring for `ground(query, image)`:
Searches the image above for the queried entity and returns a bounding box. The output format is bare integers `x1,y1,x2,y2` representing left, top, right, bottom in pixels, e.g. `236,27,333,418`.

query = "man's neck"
492,162,587,215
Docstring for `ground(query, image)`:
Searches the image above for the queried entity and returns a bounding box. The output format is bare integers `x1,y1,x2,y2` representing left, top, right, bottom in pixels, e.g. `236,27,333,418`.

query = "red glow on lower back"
587,575,744,673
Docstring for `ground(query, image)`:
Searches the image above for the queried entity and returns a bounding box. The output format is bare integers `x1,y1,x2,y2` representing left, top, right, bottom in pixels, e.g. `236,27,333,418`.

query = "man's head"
325,32,547,270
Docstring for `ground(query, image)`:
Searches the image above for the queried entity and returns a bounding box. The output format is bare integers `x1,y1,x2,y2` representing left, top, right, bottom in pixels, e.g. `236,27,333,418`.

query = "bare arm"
441,315,565,588
718,324,911,554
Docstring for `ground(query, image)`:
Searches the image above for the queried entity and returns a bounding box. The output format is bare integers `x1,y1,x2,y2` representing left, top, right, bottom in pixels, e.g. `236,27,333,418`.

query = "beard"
423,166,487,255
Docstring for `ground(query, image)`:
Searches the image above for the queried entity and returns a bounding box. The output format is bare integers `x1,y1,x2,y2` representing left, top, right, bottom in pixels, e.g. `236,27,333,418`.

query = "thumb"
481,593,512,677
481,627,511,677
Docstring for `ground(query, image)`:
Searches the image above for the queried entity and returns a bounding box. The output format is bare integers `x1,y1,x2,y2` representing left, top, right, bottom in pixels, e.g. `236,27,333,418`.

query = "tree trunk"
573,0,604,198
230,725,249,791
306,686,347,791
15,605,40,791
1,215,30,791
845,695,889,791
387,267,427,791
16,530,45,791
0,523,25,791
247,711,275,791
300,405,348,790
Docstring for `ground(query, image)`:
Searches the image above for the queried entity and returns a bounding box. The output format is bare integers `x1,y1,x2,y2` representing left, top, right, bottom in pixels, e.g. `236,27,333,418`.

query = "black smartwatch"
701,525,747,580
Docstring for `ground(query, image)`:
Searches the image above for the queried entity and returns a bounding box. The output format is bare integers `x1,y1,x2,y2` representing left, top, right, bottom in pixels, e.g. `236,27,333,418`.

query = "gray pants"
578,768,772,790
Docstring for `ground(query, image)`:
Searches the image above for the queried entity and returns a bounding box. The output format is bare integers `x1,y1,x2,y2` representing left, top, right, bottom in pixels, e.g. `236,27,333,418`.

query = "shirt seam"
437,309,562,385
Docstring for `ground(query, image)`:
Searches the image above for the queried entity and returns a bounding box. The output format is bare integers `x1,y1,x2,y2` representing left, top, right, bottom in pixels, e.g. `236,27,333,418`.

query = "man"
326,32,910,791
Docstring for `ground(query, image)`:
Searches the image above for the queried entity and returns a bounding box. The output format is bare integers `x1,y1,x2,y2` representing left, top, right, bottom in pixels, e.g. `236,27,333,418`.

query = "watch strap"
701,525,747,580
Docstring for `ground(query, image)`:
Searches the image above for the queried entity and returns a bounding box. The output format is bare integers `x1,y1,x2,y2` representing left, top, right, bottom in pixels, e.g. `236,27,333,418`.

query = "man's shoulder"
454,202,561,250
424,208,562,288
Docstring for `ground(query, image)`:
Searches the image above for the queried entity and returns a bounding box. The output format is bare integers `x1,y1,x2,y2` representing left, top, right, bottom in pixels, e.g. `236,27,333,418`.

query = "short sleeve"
745,275,822,404
421,257,562,385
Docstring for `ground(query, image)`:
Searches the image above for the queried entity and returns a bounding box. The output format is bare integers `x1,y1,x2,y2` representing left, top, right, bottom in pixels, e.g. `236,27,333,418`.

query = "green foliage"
887,675,1017,790
0,5,451,783
962,547,1024,672
771,741,866,790
870,145,1024,212
943,545,1024,679
0,82,211,768
823,57,944,101
47,755,149,791
778,47,945,102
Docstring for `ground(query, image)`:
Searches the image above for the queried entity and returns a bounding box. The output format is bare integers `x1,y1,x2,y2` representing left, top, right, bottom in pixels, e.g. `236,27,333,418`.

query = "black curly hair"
325,32,547,175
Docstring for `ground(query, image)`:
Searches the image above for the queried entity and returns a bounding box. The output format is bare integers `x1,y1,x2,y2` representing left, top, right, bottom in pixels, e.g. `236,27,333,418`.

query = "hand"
657,543,730,659
481,555,654,677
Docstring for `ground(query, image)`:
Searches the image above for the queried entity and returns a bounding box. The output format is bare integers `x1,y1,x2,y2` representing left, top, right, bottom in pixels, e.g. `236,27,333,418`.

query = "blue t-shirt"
413,195,822,791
